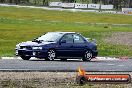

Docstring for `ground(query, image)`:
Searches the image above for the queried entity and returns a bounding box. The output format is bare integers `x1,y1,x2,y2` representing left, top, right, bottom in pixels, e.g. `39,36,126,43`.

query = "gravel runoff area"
0,72,132,88
105,32,132,46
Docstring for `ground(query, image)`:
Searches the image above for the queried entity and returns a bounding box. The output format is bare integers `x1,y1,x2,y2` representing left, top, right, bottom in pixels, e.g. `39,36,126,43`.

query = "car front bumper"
15,49,48,58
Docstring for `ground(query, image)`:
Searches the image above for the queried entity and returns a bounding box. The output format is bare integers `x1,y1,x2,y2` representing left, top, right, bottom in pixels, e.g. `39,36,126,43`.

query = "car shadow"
29,59,101,62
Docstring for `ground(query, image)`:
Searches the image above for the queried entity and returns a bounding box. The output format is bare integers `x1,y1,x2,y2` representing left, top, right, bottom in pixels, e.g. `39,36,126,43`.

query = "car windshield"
36,32,63,42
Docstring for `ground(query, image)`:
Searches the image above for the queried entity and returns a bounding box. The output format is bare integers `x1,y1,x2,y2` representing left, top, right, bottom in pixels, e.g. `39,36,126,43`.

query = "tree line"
0,0,132,9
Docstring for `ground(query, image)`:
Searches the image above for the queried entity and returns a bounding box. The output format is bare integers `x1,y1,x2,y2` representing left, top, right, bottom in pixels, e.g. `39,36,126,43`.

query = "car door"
72,34,87,57
56,34,74,57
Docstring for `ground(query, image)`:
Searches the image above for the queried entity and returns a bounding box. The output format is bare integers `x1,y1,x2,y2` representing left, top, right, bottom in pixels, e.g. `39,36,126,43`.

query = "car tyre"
82,50,92,61
21,56,31,60
45,49,56,61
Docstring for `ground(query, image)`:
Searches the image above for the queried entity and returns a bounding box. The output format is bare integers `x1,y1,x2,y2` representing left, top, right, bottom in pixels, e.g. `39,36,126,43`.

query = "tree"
129,0,132,7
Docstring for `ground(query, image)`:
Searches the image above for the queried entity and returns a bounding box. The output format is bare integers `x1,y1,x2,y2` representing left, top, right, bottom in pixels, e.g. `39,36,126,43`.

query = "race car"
15,32,98,61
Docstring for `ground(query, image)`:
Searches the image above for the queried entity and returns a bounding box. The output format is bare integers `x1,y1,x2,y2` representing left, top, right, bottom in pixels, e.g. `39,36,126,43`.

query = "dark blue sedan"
15,32,98,61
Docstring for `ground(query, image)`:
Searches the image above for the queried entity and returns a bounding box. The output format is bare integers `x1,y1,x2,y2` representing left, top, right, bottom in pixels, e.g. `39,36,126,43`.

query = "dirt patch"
0,72,76,88
0,72,132,88
105,32,132,45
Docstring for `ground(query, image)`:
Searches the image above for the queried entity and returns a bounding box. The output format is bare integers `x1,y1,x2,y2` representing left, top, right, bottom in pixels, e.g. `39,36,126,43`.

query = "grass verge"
0,6,132,57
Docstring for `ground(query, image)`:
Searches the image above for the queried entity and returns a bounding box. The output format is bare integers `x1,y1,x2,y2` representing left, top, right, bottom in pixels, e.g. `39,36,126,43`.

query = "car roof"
48,32,76,34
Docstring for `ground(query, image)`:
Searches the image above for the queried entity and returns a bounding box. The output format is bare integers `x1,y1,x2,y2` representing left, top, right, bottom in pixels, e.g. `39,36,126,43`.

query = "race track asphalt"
0,57,131,72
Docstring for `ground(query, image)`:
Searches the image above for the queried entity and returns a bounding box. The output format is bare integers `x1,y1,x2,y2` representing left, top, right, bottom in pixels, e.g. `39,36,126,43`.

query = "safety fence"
49,2,114,10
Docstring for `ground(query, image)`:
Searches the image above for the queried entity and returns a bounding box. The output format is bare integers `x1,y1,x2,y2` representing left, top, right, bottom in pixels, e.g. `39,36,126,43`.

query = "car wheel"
20,56,31,60
82,50,92,61
45,49,56,61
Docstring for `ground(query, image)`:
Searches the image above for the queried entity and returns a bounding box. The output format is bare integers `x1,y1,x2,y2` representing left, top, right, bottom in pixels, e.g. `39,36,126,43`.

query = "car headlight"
32,46,42,50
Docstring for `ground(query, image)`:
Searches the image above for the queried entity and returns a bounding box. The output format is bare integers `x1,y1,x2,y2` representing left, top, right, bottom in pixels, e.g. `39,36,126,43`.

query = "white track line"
1,57,35,60
2,57,120,61
94,57,120,60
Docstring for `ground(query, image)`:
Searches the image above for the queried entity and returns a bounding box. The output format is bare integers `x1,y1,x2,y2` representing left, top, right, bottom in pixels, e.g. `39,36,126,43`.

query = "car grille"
18,50,33,55
20,46,32,50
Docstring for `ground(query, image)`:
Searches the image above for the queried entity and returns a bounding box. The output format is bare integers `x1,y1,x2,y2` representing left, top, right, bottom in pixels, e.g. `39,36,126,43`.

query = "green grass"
0,6,132,57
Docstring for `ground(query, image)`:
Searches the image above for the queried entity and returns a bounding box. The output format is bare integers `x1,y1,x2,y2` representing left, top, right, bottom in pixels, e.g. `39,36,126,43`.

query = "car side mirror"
60,40,66,44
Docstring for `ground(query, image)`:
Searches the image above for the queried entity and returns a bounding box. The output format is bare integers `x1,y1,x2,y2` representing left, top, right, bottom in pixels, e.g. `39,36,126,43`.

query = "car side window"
73,34,85,43
61,34,73,43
